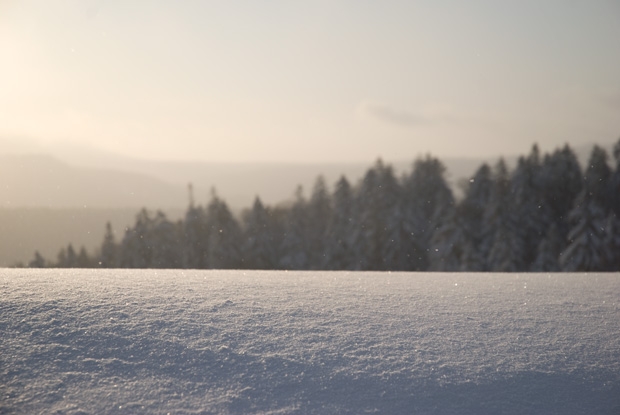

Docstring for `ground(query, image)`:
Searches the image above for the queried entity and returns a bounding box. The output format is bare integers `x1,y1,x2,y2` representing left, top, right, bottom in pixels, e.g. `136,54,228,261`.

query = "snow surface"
1,270,619,414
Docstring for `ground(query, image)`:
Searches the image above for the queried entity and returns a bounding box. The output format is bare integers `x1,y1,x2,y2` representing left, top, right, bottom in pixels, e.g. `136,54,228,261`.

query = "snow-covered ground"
1,270,619,414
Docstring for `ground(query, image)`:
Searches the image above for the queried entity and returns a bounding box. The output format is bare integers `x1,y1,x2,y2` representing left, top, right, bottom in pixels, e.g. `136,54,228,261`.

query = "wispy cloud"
357,100,456,128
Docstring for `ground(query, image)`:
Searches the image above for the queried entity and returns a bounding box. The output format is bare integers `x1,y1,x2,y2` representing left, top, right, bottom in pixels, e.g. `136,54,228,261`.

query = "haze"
2,0,619,163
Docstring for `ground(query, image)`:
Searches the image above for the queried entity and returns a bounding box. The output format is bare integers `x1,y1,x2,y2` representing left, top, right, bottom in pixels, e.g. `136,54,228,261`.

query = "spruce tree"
401,155,454,271
538,144,583,250
610,138,620,218
511,145,550,270
532,223,563,272
484,159,524,272
119,208,157,268
183,203,208,269
324,176,357,270
66,244,77,268
150,212,183,268
306,176,332,269
99,222,118,268
279,186,311,270
429,205,467,271
561,146,612,271
204,190,242,269
607,138,620,269
29,251,46,268
378,163,410,270
459,164,493,271
352,160,393,270
241,197,279,269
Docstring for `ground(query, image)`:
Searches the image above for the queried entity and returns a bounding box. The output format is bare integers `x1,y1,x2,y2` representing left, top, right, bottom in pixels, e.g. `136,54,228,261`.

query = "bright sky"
1,0,619,163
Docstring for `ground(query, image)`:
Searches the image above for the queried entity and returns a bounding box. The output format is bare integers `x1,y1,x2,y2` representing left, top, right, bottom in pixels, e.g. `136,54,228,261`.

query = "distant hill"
0,154,186,209
0,140,614,210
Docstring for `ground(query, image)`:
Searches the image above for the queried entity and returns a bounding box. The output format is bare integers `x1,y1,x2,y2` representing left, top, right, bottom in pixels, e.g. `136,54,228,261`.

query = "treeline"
27,140,620,272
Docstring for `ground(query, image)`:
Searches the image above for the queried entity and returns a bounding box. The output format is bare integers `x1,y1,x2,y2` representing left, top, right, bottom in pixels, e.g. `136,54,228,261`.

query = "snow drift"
1,270,619,414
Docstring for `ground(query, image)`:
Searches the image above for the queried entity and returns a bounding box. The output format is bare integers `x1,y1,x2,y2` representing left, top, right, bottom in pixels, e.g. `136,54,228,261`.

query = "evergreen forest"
27,140,620,272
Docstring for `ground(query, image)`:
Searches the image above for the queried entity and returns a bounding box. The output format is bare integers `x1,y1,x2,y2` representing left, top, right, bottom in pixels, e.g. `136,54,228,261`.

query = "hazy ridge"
1,139,610,210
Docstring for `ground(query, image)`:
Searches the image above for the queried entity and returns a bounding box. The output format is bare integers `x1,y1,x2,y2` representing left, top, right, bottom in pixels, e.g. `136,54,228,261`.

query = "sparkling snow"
1,270,619,414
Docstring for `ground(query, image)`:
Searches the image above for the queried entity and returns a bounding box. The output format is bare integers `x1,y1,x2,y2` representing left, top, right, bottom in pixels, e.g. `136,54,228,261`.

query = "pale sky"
1,0,619,163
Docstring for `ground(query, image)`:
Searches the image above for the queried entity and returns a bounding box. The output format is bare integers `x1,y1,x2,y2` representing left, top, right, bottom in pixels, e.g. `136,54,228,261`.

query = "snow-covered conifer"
377,162,409,270
429,205,467,271
351,162,384,270
561,195,610,271
150,212,183,268
324,176,357,270
561,146,612,271
608,138,620,218
459,164,493,271
532,223,563,272
119,209,162,268
279,186,311,270
99,222,118,268
351,160,407,270
183,204,208,269
510,145,550,269
28,251,47,268
484,159,525,271
538,144,582,243
401,155,454,271
306,176,332,269
604,213,620,271
204,191,242,269
66,244,77,268
76,246,92,268
241,197,279,269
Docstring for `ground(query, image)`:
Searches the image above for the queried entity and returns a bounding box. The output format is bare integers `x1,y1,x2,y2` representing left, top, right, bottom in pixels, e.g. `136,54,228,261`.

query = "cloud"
357,100,456,128
357,101,428,127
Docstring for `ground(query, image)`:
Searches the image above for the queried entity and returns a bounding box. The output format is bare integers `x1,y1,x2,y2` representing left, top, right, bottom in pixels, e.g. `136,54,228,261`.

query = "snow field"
1,270,619,414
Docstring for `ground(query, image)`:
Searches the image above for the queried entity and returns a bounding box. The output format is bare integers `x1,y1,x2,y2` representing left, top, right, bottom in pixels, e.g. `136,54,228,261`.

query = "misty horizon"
2,1,619,164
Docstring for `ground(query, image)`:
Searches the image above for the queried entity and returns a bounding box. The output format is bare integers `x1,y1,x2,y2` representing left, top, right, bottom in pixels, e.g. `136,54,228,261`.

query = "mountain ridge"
0,139,615,210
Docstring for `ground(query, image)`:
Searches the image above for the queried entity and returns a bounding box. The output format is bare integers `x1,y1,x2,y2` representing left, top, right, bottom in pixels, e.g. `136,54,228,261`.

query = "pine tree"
603,214,620,271
511,145,550,269
29,251,46,268
561,195,610,271
610,138,620,218
99,222,118,268
532,223,563,272
429,205,467,271
150,212,183,268
204,190,242,269
484,159,524,272
279,186,311,270
183,203,208,269
241,197,279,269
459,164,493,271
56,247,67,268
352,160,393,270
66,244,77,268
324,176,357,270
401,155,454,271
538,144,583,249
76,246,92,268
607,139,620,269
561,146,612,271
380,164,414,270
119,209,154,268
306,176,332,269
